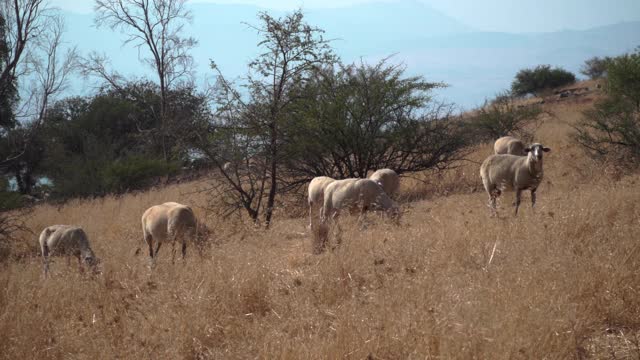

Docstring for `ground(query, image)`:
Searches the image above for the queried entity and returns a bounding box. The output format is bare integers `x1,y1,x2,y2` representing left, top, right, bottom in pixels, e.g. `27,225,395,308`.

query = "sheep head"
525,143,551,162
386,204,402,225
83,253,101,274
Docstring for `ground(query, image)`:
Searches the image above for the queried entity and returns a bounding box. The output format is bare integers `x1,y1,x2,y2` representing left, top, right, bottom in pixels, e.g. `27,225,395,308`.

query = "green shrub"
468,92,544,143
574,50,640,166
0,177,23,211
606,51,640,108
103,157,179,193
580,56,612,80
511,65,576,97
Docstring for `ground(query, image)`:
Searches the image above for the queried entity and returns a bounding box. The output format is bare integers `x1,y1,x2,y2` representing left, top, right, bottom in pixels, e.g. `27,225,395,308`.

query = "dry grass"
2,93,640,359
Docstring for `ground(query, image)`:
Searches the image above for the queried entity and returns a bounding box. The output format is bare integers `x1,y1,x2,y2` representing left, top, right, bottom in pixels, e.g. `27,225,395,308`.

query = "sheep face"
84,255,96,266
387,206,401,224
83,255,101,273
525,143,551,161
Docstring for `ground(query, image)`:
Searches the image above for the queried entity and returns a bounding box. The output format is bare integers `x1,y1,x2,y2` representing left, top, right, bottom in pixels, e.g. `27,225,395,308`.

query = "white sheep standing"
369,168,400,196
141,202,197,264
314,178,399,253
307,176,335,228
39,225,99,277
480,143,551,216
494,136,527,155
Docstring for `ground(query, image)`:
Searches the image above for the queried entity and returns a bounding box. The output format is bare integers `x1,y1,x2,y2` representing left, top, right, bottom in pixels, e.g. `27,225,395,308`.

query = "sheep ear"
524,148,531,153
543,147,551,152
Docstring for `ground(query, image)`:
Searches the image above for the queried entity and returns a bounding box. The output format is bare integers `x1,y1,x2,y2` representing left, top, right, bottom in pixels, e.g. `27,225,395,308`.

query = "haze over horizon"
52,0,640,33
46,0,640,108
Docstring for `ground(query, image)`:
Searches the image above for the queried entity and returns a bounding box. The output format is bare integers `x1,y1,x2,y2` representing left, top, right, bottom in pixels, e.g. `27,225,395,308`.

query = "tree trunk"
13,166,33,195
159,73,168,163
23,168,34,195
264,123,278,228
14,170,26,194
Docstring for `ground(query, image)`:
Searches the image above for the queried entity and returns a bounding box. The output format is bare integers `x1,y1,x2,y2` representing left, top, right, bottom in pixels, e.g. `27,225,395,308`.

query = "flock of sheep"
39,202,197,276
37,136,550,274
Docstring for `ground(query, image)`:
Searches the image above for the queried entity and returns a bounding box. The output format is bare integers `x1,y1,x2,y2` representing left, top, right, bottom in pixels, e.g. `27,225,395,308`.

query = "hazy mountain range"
59,1,640,109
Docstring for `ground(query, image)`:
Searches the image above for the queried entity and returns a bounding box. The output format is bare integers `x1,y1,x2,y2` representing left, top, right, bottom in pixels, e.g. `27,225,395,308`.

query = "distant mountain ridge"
58,2,640,108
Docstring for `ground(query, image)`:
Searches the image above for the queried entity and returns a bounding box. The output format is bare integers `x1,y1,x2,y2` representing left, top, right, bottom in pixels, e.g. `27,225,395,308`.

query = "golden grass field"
2,85,640,359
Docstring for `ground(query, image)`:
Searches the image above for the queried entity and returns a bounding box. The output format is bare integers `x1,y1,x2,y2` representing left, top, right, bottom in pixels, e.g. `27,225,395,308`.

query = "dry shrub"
1,92,639,359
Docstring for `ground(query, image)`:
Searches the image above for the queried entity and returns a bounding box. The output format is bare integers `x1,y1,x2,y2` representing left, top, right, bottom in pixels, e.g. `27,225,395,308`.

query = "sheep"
322,178,399,223
494,136,527,155
480,143,551,216
141,202,197,264
369,168,400,197
39,225,98,277
313,178,399,253
221,159,263,177
307,176,335,228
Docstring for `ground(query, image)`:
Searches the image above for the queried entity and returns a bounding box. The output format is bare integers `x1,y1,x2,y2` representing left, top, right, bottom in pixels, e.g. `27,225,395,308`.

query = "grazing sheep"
369,168,400,196
39,225,98,276
314,178,399,253
480,143,551,216
307,176,335,228
142,202,197,264
322,178,399,222
221,159,262,177
494,136,526,155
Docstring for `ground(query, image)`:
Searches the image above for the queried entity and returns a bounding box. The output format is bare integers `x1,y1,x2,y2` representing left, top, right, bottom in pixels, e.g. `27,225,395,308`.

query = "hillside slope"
1,86,639,358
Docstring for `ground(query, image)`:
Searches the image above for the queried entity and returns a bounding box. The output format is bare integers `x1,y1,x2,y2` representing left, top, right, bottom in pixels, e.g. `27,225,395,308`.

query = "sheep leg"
357,206,368,228
181,239,187,260
488,188,499,217
171,241,177,264
514,189,522,216
531,189,537,210
154,241,162,258
77,255,84,273
328,210,343,247
42,250,50,278
146,234,154,259
43,257,49,278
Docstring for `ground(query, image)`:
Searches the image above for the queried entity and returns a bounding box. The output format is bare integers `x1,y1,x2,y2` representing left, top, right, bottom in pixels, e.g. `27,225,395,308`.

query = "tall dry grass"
1,96,640,359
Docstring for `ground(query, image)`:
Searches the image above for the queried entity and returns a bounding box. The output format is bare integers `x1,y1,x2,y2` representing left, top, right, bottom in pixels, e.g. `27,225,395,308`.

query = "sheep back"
324,178,394,217
167,205,197,236
142,202,196,242
369,169,400,195
494,136,526,155
308,176,336,206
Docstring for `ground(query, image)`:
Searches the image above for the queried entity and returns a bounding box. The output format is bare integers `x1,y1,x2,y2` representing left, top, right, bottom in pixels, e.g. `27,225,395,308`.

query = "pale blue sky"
46,0,640,108
52,0,640,32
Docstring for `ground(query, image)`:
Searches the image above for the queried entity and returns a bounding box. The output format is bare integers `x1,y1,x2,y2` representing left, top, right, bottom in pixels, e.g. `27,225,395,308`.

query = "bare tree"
90,0,197,161
0,0,73,248
22,13,77,125
187,79,270,223
3,13,77,195
0,0,51,98
233,10,335,227
0,1,75,170
198,11,335,227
